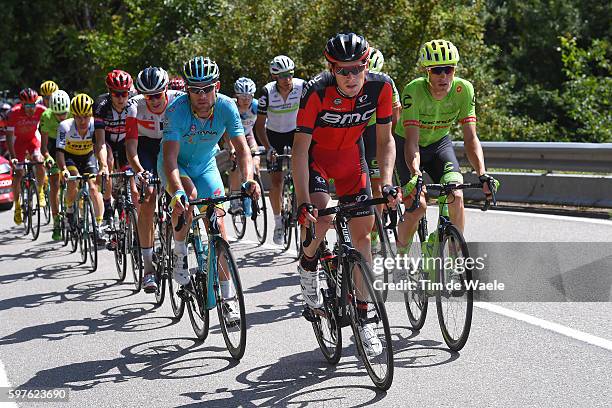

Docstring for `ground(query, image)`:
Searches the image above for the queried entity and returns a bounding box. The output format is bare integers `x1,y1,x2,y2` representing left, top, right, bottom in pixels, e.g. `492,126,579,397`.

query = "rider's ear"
215,82,221,91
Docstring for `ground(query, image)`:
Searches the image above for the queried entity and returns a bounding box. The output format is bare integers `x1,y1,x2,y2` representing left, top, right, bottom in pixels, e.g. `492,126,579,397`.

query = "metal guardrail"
454,141,612,173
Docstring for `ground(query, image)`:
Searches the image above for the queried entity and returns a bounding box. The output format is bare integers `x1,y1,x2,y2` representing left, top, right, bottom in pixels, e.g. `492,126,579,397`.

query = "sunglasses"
144,92,165,100
187,84,216,94
429,66,455,75
334,63,367,76
111,90,129,98
276,71,294,79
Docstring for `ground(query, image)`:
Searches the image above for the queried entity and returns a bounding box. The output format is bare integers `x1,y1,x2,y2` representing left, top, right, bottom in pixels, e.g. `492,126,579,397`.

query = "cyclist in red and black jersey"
94,69,134,224
293,32,398,353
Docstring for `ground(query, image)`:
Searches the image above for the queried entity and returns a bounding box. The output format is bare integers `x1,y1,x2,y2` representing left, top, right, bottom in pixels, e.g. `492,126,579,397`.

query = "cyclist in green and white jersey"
395,39,498,252
39,90,71,240
255,55,305,244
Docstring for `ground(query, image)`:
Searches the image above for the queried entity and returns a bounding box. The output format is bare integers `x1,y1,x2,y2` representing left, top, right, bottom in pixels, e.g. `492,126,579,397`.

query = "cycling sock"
357,300,368,321
142,247,154,273
96,216,102,225
220,280,235,299
299,252,318,272
274,214,282,227
174,239,187,255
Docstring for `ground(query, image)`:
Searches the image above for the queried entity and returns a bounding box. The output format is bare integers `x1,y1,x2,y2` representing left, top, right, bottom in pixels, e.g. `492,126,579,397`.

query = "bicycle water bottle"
421,230,438,282
242,196,252,217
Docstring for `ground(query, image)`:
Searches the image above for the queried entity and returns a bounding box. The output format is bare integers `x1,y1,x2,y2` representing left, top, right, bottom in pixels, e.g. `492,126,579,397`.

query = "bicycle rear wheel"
230,201,247,240
281,177,292,250
348,255,394,390
312,267,342,364
435,224,473,351
215,239,247,360
127,208,143,292
253,175,267,244
83,196,98,272
186,236,210,340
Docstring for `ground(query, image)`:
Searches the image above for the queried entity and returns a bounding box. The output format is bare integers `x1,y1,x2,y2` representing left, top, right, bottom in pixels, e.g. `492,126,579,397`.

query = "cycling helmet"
324,32,370,63
19,88,39,104
136,66,169,95
369,48,385,73
234,77,257,95
105,69,133,91
70,94,94,116
40,80,59,96
269,56,295,75
1,103,11,111
168,76,185,91
49,90,70,114
182,56,219,85
419,39,460,67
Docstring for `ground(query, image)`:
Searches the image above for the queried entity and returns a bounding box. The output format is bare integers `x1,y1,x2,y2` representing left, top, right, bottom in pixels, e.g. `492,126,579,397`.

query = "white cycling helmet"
49,90,71,114
234,77,256,95
136,66,169,95
369,48,385,73
269,55,295,75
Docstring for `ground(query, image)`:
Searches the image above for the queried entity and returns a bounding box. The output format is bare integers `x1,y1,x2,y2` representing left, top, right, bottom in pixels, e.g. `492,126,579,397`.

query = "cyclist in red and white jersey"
293,32,399,354
125,66,184,293
6,88,47,225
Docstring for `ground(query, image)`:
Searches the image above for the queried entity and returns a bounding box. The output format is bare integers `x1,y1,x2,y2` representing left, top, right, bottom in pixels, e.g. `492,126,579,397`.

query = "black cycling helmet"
324,32,370,64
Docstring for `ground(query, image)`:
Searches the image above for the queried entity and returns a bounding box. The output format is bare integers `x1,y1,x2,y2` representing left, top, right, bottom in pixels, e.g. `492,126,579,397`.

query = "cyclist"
362,48,402,251
57,94,105,246
228,77,261,215
125,66,184,293
255,55,305,244
39,81,59,108
161,56,260,322
39,90,71,240
94,69,134,226
395,39,497,254
6,88,47,225
168,76,186,91
294,32,399,355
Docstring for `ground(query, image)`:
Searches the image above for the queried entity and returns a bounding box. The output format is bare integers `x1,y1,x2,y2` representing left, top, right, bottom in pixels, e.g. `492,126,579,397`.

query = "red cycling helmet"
19,88,39,104
105,69,133,91
168,76,185,91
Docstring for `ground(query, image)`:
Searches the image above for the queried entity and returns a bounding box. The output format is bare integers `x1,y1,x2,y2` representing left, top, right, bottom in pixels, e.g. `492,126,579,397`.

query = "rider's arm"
94,129,108,172
462,123,486,175
6,129,15,159
292,132,311,206
404,126,421,176
125,116,143,173
231,135,254,181
56,150,66,172
255,114,270,150
162,140,183,195
40,125,50,157
375,121,396,188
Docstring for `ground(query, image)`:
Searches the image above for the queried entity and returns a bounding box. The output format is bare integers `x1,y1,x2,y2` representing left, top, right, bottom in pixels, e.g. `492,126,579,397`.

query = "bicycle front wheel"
83,196,98,272
435,224,473,351
312,267,342,364
29,179,41,240
186,237,210,340
281,177,293,250
43,182,51,225
153,209,166,306
253,174,267,244
20,180,31,236
165,220,185,319
404,224,428,330
215,239,247,360
60,186,69,247
127,208,143,292
348,255,394,390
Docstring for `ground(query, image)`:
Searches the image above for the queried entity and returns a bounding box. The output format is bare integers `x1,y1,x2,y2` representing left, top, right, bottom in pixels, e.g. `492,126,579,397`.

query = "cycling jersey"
7,104,46,161
237,98,258,136
296,71,393,211
93,93,132,143
257,78,304,133
367,77,401,126
158,93,244,198
396,77,476,147
125,90,184,141
39,109,71,140
56,117,95,156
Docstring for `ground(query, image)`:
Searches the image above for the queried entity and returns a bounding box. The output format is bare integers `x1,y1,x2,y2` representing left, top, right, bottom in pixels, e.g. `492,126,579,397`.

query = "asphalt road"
0,203,611,407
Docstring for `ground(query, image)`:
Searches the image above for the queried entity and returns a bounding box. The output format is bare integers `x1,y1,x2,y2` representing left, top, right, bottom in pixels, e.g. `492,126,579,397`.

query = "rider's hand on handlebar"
10,158,18,168
243,179,261,200
266,147,276,164
170,190,188,216
61,169,70,181
297,202,317,225
381,184,400,207
479,173,499,198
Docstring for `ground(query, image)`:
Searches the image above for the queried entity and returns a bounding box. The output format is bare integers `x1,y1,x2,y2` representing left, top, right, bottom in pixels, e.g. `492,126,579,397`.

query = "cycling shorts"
106,138,129,170
137,136,160,175
65,152,98,175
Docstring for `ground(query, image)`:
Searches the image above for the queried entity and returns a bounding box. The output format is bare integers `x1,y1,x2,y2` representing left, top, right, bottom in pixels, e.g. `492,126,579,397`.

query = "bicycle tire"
231,202,247,240
372,209,391,302
153,208,166,306
312,262,342,364
165,220,185,319
127,208,143,292
186,236,210,340
43,183,51,225
77,198,88,265
404,219,428,330
435,224,473,351
83,196,98,271
29,179,41,240
348,255,394,390
281,177,292,250
69,203,79,253
60,185,69,246
215,239,247,360
253,174,267,244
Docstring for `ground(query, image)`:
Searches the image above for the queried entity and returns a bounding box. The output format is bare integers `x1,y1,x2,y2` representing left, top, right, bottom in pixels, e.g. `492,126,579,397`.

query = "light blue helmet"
182,56,220,85
234,77,256,95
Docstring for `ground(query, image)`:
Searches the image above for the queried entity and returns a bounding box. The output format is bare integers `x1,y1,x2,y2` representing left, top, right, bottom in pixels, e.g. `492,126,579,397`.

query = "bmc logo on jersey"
320,108,376,126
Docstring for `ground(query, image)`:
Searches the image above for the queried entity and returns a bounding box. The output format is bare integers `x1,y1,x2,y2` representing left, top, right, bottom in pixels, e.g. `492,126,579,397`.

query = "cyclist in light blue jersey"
160,56,260,320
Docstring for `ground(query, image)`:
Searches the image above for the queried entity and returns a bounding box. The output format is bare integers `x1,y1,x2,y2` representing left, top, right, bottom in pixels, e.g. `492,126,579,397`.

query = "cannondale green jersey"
396,77,476,147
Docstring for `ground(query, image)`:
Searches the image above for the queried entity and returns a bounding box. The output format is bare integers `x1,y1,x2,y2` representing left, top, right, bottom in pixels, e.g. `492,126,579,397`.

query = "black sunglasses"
429,66,455,75
334,63,367,76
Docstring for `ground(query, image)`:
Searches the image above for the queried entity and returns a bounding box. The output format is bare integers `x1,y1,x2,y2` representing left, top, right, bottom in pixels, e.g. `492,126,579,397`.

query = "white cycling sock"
174,239,187,255
220,280,235,299
274,214,282,228
142,247,154,273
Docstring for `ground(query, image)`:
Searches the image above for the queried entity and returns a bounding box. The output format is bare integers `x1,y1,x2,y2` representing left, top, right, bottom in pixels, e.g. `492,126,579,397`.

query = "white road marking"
476,302,612,351
0,360,19,407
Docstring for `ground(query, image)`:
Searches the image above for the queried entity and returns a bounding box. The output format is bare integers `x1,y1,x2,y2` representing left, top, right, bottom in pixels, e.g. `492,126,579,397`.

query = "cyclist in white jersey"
229,77,261,215
255,55,305,244
125,66,184,293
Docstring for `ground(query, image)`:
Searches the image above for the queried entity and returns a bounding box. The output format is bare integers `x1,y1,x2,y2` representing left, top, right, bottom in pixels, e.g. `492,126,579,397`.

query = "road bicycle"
15,161,43,240
66,173,100,271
